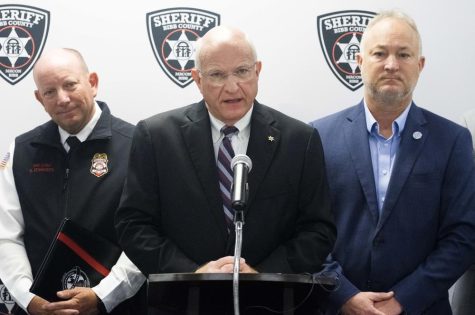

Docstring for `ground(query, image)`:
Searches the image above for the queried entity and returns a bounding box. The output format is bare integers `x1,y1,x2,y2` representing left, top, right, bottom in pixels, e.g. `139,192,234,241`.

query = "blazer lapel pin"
412,131,422,140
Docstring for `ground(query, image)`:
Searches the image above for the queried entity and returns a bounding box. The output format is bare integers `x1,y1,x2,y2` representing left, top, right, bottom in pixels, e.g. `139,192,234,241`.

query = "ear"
191,68,203,93
418,56,425,72
255,61,262,78
356,53,363,68
34,90,45,109
88,72,99,97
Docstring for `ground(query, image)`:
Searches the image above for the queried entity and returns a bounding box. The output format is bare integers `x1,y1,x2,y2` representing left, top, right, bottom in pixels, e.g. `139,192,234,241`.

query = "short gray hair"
361,10,422,55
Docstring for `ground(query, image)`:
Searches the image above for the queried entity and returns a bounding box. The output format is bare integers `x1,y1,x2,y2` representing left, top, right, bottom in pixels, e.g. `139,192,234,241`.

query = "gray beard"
367,84,411,105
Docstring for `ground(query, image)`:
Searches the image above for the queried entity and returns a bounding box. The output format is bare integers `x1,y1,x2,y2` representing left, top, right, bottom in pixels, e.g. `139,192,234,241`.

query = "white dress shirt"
209,105,253,159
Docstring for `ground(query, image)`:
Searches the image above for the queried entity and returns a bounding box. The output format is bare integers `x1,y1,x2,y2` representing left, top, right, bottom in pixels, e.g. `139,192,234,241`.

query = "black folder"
30,218,121,302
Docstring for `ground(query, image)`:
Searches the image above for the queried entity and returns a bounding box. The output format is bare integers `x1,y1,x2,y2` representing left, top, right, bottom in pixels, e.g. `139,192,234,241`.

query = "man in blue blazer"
311,10,475,315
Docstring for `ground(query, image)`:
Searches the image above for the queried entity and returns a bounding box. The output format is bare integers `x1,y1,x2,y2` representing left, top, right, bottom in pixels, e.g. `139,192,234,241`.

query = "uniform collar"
59,101,102,147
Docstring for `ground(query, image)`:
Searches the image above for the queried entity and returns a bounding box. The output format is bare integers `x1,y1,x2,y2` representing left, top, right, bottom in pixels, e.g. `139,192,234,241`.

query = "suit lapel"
344,103,380,224
377,104,427,231
181,101,229,239
245,102,280,212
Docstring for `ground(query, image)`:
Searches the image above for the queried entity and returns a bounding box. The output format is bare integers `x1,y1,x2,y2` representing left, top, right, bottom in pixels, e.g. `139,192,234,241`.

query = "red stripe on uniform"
57,232,111,277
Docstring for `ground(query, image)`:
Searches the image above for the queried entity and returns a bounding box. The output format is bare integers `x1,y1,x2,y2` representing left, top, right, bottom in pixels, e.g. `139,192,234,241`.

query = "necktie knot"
66,136,81,151
222,126,238,137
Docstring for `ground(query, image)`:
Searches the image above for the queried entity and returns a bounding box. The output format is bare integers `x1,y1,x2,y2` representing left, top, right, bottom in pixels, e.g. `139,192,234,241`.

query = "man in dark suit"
115,26,336,278
311,10,475,315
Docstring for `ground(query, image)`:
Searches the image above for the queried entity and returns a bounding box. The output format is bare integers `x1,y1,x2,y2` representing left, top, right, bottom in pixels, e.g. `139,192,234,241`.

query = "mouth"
223,98,243,104
57,107,76,116
381,77,401,82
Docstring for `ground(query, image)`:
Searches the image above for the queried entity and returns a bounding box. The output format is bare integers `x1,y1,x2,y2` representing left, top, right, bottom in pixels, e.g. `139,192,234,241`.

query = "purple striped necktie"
217,126,238,232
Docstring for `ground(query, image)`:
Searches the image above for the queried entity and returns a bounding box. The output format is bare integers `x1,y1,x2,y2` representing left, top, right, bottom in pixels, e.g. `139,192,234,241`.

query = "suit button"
366,280,372,290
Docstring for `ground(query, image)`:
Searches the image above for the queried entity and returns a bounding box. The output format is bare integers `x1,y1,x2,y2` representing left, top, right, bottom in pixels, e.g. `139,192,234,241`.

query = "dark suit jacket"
311,101,475,314
115,100,336,276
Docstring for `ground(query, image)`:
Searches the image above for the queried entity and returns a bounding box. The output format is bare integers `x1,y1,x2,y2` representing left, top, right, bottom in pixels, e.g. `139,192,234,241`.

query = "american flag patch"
0,152,10,170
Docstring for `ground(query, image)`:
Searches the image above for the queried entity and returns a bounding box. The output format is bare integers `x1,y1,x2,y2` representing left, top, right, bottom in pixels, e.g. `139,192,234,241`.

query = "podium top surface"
148,272,336,286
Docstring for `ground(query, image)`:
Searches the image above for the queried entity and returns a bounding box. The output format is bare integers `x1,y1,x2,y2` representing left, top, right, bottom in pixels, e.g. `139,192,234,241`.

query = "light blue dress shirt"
364,102,411,214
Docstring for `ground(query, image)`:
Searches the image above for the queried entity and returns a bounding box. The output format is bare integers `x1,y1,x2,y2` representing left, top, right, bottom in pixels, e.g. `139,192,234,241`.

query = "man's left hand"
42,287,100,315
374,296,403,315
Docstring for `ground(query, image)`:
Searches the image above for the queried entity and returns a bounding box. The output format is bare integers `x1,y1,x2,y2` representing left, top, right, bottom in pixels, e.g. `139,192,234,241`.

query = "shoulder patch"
0,152,10,170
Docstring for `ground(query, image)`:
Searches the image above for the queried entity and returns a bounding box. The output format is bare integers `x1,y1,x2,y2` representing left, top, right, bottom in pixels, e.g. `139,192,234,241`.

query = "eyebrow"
371,44,412,51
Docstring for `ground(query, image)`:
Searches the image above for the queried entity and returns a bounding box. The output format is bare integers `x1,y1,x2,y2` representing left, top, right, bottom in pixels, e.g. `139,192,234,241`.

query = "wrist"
96,295,108,314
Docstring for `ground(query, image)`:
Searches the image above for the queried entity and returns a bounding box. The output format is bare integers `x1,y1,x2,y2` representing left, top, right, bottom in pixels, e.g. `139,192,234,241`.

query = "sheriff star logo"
0,4,50,85
317,10,376,91
146,7,220,88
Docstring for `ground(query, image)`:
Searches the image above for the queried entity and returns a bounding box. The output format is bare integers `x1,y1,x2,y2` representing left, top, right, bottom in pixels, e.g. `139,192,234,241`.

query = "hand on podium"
195,256,258,273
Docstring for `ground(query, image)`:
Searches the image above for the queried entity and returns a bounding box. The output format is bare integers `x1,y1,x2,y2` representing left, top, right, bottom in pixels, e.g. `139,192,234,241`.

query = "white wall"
1,0,473,151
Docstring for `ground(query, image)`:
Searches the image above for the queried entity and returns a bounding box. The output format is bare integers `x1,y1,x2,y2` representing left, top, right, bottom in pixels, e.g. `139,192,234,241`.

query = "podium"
147,273,336,315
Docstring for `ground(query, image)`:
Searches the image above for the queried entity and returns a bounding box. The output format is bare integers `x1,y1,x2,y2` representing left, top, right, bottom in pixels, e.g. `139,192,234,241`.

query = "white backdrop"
1,0,473,152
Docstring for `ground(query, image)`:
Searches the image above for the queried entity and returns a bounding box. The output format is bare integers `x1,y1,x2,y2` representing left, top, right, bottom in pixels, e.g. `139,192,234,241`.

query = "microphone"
231,154,252,211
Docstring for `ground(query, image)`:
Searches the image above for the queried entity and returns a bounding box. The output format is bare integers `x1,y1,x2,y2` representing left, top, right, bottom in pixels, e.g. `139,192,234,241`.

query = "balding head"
194,26,257,71
33,48,98,134
33,48,89,85
190,26,261,126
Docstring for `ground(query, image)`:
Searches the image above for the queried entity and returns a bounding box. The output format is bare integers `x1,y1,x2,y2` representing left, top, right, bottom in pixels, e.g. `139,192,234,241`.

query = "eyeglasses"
198,62,257,86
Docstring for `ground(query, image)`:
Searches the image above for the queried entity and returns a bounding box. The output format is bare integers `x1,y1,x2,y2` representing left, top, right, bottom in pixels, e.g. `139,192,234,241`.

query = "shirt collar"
364,99,412,137
209,104,253,144
59,101,102,146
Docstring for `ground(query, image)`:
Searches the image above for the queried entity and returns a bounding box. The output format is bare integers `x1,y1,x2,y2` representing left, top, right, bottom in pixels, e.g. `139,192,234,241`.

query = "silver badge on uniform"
90,153,109,178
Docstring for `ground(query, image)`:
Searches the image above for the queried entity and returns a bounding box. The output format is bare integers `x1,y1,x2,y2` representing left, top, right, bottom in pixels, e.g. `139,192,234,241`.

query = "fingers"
341,291,393,315
195,256,250,273
56,288,80,299
240,262,258,273
369,290,394,302
42,289,80,311
42,287,97,314
43,300,78,313
220,263,234,273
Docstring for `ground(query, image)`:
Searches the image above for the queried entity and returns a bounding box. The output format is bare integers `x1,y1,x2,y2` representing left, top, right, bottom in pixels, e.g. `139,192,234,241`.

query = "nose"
384,55,399,72
222,75,240,92
57,89,70,106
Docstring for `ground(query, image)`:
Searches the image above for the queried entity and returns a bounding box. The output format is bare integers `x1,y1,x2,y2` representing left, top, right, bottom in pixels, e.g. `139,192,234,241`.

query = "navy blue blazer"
311,101,475,314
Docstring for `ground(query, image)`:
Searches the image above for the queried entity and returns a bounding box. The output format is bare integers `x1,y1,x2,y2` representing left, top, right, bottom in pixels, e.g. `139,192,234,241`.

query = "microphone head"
231,154,252,172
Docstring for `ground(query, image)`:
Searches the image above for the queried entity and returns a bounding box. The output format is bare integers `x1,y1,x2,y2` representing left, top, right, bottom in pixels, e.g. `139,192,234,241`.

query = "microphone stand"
230,155,252,315
233,209,244,315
